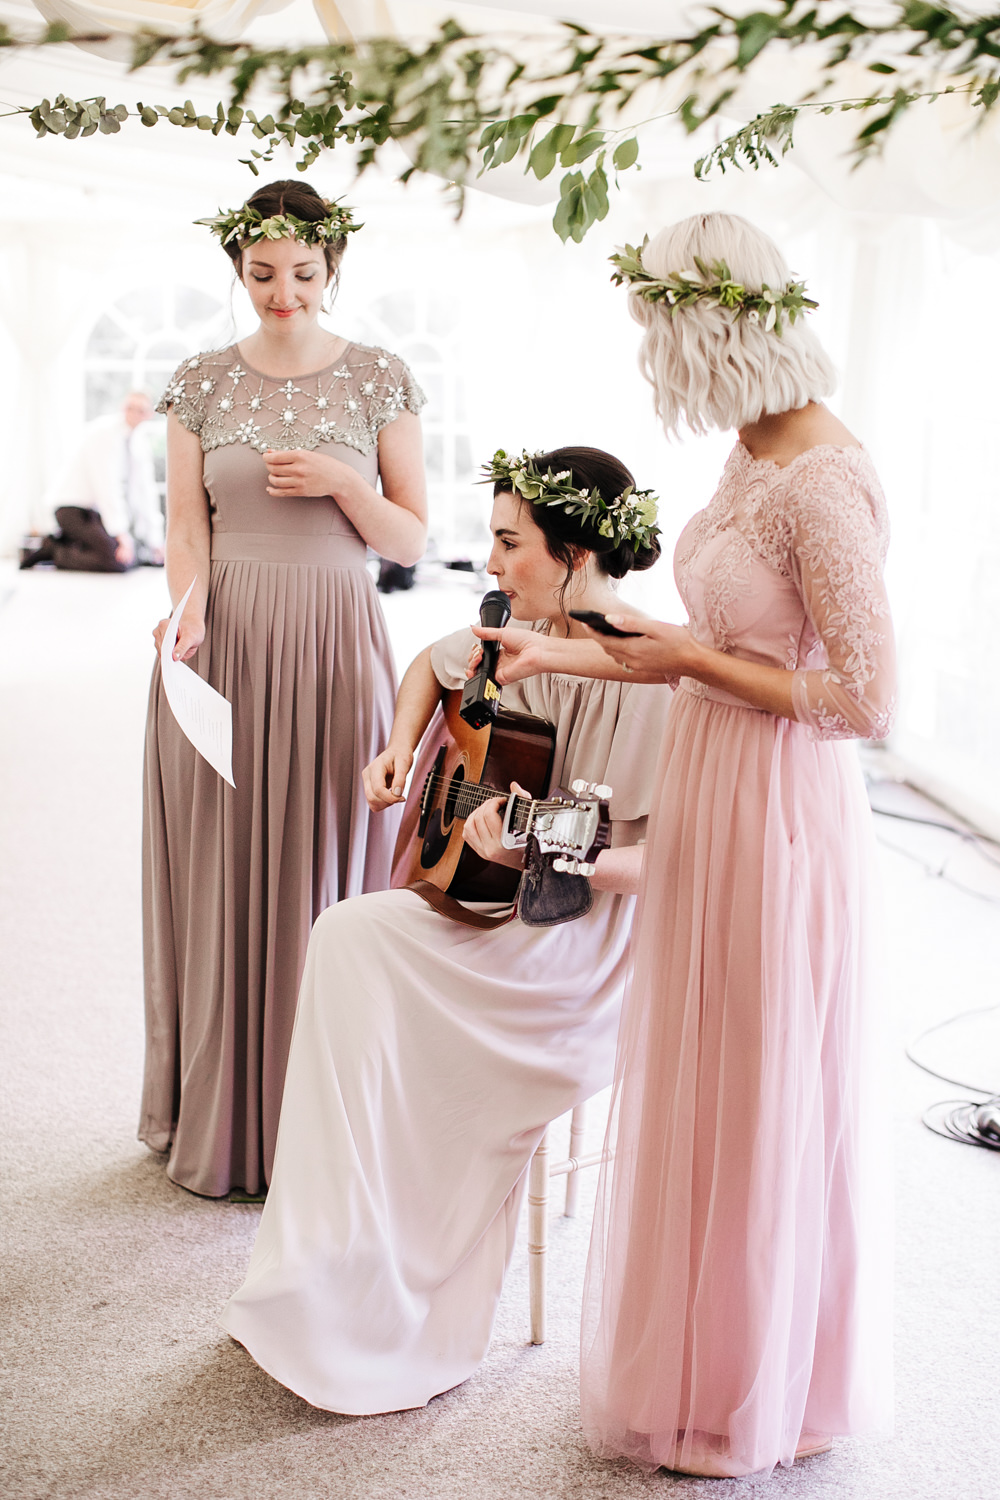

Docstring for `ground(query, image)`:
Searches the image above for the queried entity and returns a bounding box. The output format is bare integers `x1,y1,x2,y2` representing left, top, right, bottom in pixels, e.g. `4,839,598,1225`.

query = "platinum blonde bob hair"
630,213,837,436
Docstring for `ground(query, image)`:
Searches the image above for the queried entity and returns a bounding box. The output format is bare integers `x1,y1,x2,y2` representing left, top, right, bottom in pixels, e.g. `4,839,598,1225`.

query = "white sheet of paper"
159,580,235,788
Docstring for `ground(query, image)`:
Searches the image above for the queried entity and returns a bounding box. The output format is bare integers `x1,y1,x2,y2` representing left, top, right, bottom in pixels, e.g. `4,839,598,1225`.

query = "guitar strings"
420,771,531,825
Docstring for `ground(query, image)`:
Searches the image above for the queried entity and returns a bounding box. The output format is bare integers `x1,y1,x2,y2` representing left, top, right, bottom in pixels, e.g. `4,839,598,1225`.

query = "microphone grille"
480,589,512,625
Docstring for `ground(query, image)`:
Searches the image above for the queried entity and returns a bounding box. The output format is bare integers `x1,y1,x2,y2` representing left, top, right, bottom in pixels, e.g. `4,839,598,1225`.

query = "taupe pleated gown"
140,342,425,1197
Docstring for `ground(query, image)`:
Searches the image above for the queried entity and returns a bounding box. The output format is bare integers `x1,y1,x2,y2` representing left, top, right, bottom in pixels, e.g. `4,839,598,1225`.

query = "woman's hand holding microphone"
471,616,697,685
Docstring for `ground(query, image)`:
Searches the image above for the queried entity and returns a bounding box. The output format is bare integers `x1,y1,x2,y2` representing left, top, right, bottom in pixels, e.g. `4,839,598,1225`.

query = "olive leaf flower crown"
195,197,361,248
610,237,818,336
483,449,660,552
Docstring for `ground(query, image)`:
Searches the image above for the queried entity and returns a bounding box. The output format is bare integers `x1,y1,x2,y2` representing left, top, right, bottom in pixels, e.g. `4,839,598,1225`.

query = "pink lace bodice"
675,443,896,740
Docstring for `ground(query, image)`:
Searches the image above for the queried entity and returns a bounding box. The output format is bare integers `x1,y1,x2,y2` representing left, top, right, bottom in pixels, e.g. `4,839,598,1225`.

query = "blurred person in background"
21,391,164,571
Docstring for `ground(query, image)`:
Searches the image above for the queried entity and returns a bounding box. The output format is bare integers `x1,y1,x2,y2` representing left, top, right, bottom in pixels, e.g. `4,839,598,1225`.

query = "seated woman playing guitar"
221,446,672,1415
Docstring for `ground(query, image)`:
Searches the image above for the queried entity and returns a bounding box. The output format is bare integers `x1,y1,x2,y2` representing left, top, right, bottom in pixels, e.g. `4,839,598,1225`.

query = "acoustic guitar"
392,689,611,908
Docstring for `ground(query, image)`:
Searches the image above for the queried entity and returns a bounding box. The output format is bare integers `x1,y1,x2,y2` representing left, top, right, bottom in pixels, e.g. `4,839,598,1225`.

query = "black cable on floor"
905,1002,1000,1095
868,802,1000,870
868,786,1000,1151
922,1098,1000,1152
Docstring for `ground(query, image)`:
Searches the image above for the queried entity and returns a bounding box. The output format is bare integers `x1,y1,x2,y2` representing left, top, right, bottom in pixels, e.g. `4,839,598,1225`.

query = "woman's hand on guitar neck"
462,782,529,869
362,744,414,811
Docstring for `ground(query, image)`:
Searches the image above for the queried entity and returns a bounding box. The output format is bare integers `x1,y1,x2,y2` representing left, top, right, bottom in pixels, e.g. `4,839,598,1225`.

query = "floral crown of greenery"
194,197,361,248
482,449,660,552
609,237,818,335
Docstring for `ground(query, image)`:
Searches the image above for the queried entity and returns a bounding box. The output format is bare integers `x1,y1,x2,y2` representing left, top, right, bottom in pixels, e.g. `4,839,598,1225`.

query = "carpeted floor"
2,566,1000,1500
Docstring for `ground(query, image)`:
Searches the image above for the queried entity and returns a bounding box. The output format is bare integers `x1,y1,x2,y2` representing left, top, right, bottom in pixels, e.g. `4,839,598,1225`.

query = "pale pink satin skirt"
581,684,892,1477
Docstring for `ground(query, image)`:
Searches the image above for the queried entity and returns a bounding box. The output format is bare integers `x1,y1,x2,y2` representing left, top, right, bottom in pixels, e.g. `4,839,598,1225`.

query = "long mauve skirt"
581,684,892,1477
140,544,399,1198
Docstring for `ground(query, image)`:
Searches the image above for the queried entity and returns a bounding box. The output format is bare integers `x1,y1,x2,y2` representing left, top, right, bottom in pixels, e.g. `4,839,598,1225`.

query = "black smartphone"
569,610,643,639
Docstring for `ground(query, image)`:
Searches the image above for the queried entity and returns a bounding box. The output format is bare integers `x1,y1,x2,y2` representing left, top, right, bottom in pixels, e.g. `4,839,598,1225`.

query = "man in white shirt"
23,392,165,571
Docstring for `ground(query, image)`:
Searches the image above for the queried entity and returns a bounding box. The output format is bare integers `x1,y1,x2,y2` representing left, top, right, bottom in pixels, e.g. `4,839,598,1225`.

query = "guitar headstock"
501,779,611,877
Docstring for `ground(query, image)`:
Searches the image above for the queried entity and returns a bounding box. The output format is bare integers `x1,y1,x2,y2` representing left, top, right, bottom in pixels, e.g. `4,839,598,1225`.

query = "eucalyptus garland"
483,449,660,552
3,4,1000,243
610,241,818,335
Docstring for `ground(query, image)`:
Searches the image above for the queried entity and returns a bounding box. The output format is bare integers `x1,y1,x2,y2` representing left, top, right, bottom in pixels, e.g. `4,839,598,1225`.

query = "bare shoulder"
796,405,861,452
740,402,862,468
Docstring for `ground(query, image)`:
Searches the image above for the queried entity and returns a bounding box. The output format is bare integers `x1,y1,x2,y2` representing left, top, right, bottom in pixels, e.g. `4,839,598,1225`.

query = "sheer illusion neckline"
735,440,865,472
233,339,354,382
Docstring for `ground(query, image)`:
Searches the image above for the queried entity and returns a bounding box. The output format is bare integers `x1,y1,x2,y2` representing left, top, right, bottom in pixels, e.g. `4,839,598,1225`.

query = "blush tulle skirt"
580,684,893,1477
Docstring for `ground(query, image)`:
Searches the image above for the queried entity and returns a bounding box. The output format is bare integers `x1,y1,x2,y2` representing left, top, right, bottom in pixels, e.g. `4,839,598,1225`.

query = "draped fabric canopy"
22,0,1000,240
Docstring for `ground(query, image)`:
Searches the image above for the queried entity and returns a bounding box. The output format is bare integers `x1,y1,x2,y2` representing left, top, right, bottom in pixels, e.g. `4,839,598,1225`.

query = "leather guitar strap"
405,880,516,931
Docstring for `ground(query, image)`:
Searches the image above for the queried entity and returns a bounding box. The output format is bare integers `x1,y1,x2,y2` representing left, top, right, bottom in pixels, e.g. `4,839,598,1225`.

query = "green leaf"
497,125,524,164
734,14,781,70
612,136,639,170
560,130,605,166
553,170,584,243
587,163,610,219
528,122,575,179
507,113,537,139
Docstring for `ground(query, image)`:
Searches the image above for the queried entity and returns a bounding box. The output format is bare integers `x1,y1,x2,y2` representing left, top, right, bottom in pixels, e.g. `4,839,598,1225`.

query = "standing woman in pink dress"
141,180,427,1199
480,212,896,1476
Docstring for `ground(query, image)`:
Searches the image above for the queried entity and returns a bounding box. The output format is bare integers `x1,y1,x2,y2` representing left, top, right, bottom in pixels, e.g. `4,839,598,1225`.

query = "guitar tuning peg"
570,779,612,800
553,857,597,877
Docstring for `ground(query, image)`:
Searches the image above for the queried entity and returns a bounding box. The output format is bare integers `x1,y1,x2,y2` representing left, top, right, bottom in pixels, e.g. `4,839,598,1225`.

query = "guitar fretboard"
422,770,532,830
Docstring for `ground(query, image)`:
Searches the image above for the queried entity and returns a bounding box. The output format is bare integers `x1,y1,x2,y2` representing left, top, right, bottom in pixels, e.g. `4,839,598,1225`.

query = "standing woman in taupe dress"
141,180,427,1198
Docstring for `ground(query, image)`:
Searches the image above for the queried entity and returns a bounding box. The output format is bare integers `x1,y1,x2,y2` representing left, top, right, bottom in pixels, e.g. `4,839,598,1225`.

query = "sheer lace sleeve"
155,352,219,436
787,452,896,741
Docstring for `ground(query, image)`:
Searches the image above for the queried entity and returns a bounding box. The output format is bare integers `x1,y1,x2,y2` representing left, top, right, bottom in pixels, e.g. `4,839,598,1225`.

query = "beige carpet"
3,566,1000,1500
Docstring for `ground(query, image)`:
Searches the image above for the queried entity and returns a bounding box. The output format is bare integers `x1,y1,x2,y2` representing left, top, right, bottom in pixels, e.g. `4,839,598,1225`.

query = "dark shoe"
19,537,55,569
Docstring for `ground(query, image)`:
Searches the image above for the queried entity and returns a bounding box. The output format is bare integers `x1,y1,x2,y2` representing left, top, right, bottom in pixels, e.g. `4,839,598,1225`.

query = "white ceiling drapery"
21,0,1000,237
32,0,294,57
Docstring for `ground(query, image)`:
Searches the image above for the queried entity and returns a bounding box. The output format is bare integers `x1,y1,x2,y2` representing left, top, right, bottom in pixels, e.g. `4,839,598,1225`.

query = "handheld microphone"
459,590,511,730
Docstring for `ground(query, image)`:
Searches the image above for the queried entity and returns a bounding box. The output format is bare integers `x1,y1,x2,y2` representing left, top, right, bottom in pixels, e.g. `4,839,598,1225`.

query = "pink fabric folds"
580,688,893,1476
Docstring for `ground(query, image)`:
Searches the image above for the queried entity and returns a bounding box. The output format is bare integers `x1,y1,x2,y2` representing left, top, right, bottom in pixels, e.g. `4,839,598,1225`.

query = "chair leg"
564,1102,587,1218
528,1129,549,1345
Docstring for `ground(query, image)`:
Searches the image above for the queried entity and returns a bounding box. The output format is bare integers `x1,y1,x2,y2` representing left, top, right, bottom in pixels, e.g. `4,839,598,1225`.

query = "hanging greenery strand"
2,4,1000,241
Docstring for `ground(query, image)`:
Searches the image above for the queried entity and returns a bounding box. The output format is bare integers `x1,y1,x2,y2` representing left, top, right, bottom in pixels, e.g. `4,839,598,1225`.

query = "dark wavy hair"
222,179,348,293
493,446,661,611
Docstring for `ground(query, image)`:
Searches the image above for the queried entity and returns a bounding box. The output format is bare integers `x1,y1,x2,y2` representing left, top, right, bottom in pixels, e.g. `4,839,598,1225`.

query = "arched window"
83,284,228,499
353,290,477,558
84,285,228,419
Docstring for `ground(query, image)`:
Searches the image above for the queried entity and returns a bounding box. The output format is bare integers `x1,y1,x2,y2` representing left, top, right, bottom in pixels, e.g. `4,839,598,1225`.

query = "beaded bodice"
158,341,425,456
675,443,896,741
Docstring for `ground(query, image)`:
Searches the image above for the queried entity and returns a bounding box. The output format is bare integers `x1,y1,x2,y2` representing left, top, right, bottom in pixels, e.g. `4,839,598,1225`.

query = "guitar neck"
451,782,532,830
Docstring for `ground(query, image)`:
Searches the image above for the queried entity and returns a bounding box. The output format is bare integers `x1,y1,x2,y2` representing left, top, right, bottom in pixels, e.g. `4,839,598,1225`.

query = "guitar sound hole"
420,811,450,870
